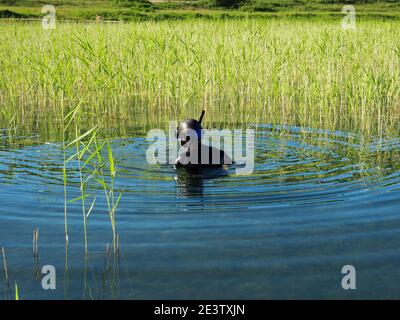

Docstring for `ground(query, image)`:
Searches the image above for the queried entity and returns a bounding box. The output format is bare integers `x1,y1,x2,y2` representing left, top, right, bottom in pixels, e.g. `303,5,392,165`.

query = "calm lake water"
1,124,400,299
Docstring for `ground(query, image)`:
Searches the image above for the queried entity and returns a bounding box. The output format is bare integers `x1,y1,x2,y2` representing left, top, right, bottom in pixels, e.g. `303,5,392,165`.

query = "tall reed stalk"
1,246,10,299
1,247,8,284
94,140,121,254
61,93,69,269
62,101,121,257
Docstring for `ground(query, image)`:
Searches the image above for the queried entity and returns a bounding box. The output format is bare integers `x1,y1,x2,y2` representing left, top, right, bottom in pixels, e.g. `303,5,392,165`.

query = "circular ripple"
1,125,400,215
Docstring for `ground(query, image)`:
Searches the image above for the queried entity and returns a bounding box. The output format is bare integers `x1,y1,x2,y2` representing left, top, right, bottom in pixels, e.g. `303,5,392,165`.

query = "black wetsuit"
174,144,232,168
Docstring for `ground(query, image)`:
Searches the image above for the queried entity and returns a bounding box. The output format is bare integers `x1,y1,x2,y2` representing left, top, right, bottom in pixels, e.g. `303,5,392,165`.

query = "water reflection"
174,166,230,198
1,124,400,299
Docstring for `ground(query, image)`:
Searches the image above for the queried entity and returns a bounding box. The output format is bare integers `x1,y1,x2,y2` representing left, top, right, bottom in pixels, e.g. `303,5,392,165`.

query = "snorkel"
176,110,205,147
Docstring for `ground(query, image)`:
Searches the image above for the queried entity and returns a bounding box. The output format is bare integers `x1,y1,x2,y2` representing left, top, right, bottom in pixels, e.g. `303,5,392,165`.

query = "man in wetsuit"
174,111,232,168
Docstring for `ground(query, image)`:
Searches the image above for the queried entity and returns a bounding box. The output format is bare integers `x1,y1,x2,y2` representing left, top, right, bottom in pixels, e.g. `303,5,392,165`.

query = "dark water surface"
1,125,400,299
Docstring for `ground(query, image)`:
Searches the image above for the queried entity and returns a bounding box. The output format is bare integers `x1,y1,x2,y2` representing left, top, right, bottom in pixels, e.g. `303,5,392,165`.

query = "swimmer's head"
176,111,205,146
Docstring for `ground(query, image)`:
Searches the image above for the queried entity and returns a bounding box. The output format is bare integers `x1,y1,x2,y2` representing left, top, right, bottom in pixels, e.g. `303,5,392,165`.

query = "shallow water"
0,125,400,299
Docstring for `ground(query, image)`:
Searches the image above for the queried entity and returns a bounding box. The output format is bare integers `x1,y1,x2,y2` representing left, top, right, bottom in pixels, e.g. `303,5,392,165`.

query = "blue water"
0,125,400,299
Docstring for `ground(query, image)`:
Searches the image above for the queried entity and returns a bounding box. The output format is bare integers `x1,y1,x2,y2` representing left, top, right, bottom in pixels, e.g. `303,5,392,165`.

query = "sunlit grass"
0,18,399,140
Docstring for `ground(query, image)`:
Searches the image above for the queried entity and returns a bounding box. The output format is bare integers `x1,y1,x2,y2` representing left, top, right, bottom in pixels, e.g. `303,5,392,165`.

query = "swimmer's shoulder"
203,144,233,165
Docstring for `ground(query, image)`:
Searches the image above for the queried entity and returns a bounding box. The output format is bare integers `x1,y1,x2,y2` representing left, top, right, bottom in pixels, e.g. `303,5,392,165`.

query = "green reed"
14,281,19,300
61,93,69,272
1,247,8,285
94,140,121,254
0,18,399,139
62,100,121,256
1,246,10,299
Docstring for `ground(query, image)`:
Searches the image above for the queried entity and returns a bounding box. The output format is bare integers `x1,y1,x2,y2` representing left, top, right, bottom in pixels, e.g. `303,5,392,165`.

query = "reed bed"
0,18,399,138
